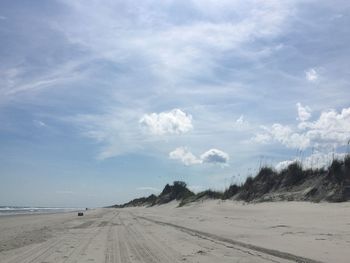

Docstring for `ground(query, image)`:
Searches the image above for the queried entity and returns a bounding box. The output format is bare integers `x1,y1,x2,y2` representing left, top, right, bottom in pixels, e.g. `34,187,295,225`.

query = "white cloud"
233,115,251,131
305,68,318,81
0,60,87,101
33,120,47,127
200,149,230,164
140,109,193,135
169,147,202,166
253,131,272,144
254,106,350,150
299,107,350,145
275,160,295,171
296,103,311,121
275,151,347,171
235,115,249,127
302,152,347,169
254,123,310,149
169,147,229,166
236,115,245,124
67,108,144,159
55,0,295,88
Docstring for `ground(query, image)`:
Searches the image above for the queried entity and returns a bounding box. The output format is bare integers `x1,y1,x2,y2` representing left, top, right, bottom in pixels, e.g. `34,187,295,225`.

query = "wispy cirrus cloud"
53,0,295,90
66,108,144,159
0,60,89,102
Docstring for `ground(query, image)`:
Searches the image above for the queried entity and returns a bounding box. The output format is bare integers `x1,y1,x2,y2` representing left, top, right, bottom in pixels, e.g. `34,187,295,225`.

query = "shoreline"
0,209,85,217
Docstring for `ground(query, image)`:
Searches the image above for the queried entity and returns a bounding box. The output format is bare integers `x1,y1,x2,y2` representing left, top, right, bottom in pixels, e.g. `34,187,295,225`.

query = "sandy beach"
0,201,349,263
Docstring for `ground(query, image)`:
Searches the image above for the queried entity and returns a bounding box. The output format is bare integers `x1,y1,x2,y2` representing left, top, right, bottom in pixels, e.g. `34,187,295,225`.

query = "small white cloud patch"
200,149,230,164
236,115,245,124
34,120,47,127
140,109,193,135
169,147,202,166
296,103,311,122
305,68,318,82
169,147,229,166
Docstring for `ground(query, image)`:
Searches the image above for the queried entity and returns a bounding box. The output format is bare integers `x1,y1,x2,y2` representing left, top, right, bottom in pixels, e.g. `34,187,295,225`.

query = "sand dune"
1,201,349,262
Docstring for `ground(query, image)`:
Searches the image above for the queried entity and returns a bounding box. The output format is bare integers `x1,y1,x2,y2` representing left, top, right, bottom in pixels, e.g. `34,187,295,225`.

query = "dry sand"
0,201,349,263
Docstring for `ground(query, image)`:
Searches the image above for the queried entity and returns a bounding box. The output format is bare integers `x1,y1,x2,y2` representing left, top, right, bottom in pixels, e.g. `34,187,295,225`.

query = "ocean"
0,206,82,216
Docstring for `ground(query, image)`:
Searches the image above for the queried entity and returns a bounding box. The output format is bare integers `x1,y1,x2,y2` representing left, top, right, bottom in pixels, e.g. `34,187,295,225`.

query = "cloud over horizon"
275,151,348,171
254,105,350,151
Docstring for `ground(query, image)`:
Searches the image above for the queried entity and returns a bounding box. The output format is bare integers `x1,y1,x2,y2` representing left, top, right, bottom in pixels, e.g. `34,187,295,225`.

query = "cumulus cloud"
140,109,193,135
305,68,318,81
302,152,347,169
296,103,311,122
254,124,310,149
275,151,348,171
253,106,350,150
169,147,229,166
169,147,202,166
298,107,350,144
200,149,230,164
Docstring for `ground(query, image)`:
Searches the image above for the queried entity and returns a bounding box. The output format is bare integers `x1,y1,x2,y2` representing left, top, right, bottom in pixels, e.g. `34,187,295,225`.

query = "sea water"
0,206,82,216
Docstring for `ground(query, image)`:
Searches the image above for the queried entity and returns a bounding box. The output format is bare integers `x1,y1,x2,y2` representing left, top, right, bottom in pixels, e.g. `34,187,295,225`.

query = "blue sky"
1,0,350,207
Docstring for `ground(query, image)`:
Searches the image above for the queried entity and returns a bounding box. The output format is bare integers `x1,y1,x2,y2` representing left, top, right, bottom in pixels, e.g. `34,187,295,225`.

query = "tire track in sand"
117,212,180,263
135,214,323,263
2,211,116,263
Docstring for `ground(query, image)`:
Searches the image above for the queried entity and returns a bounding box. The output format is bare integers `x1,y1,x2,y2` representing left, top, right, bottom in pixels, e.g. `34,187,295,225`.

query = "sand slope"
1,201,349,262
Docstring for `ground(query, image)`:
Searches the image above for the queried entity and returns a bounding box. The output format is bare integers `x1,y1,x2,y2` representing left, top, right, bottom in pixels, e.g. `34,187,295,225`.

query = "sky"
0,0,350,207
